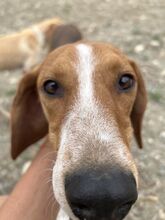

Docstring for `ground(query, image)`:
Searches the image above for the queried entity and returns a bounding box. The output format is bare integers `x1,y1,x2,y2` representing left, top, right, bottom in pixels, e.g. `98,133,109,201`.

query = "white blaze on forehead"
75,44,116,141
75,43,95,105
73,43,128,161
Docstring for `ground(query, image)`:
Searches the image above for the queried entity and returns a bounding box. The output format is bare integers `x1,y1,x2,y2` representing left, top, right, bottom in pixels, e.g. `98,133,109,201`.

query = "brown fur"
11,67,48,158
49,24,82,50
130,60,147,148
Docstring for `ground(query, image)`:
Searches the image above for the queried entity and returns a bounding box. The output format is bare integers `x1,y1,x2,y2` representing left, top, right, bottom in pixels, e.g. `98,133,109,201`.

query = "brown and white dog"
0,18,82,71
11,41,147,220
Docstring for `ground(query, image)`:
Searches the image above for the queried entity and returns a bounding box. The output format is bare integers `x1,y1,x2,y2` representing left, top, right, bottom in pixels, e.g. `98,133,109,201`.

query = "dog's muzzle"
65,167,137,220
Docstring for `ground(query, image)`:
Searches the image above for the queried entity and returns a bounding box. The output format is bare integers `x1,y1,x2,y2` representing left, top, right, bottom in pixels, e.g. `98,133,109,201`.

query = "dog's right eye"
43,80,64,97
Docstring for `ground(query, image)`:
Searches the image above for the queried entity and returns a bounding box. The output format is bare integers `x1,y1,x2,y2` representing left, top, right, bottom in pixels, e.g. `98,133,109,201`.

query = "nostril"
71,203,93,219
72,206,82,219
115,201,135,219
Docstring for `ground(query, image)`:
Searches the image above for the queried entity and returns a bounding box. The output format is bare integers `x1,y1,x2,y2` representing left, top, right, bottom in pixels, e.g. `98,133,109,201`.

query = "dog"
0,18,82,72
10,41,147,220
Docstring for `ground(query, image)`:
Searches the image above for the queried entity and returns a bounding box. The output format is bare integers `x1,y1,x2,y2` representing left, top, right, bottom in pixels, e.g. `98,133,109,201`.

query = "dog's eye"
43,80,64,97
118,74,135,91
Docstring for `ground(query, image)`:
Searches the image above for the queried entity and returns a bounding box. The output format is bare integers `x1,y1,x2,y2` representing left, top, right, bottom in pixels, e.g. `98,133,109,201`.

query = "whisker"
46,188,58,219
39,151,57,163
46,187,55,214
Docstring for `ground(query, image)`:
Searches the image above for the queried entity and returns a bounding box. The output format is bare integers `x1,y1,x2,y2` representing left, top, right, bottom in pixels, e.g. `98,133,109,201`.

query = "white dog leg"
56,208,70,220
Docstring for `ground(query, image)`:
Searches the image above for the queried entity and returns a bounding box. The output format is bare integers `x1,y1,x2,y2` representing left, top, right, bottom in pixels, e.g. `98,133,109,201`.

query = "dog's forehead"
40,44,76,74
40,41,130,73
39,41,132,84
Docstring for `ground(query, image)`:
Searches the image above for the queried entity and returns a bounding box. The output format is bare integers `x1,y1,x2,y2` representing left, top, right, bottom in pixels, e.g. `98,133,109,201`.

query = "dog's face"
11,42,147,220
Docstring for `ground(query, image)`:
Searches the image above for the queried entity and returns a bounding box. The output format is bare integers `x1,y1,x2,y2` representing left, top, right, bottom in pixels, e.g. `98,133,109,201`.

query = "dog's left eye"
118,74,135,91
43,80,64,97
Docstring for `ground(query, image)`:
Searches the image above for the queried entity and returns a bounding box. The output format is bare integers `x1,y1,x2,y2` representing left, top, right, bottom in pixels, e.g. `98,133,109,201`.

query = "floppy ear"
48,24,82,51
11,67,48,159
130,60,147,149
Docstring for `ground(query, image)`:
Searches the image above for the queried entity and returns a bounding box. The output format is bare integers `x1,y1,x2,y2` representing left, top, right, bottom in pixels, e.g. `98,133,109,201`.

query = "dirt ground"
0,0,165,219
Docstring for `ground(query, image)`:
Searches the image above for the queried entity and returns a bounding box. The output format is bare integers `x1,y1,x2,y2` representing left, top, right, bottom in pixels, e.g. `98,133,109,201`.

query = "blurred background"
0,0,165,219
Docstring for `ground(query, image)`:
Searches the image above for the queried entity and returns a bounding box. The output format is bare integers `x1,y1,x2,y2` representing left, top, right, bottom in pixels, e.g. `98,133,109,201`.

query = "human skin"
0,141,59,220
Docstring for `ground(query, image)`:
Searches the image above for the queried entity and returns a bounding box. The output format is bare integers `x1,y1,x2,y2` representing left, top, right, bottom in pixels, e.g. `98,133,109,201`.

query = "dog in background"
0,18,82,71
0,18,82,120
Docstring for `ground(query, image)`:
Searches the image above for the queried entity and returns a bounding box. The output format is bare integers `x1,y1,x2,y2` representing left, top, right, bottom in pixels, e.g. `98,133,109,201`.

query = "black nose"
65,168,137,220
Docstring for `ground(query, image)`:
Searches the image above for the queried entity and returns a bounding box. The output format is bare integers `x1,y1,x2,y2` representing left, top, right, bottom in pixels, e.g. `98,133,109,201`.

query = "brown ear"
130,60,147,148
48,24,82,51
11,67,48,159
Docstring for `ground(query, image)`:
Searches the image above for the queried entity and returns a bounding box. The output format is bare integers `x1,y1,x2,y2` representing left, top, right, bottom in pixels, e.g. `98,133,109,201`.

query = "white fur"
19,38,34,55
19,25,49,71
56,209,70,220
52,43,138,220
31,25,45,48
76,44,95,105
